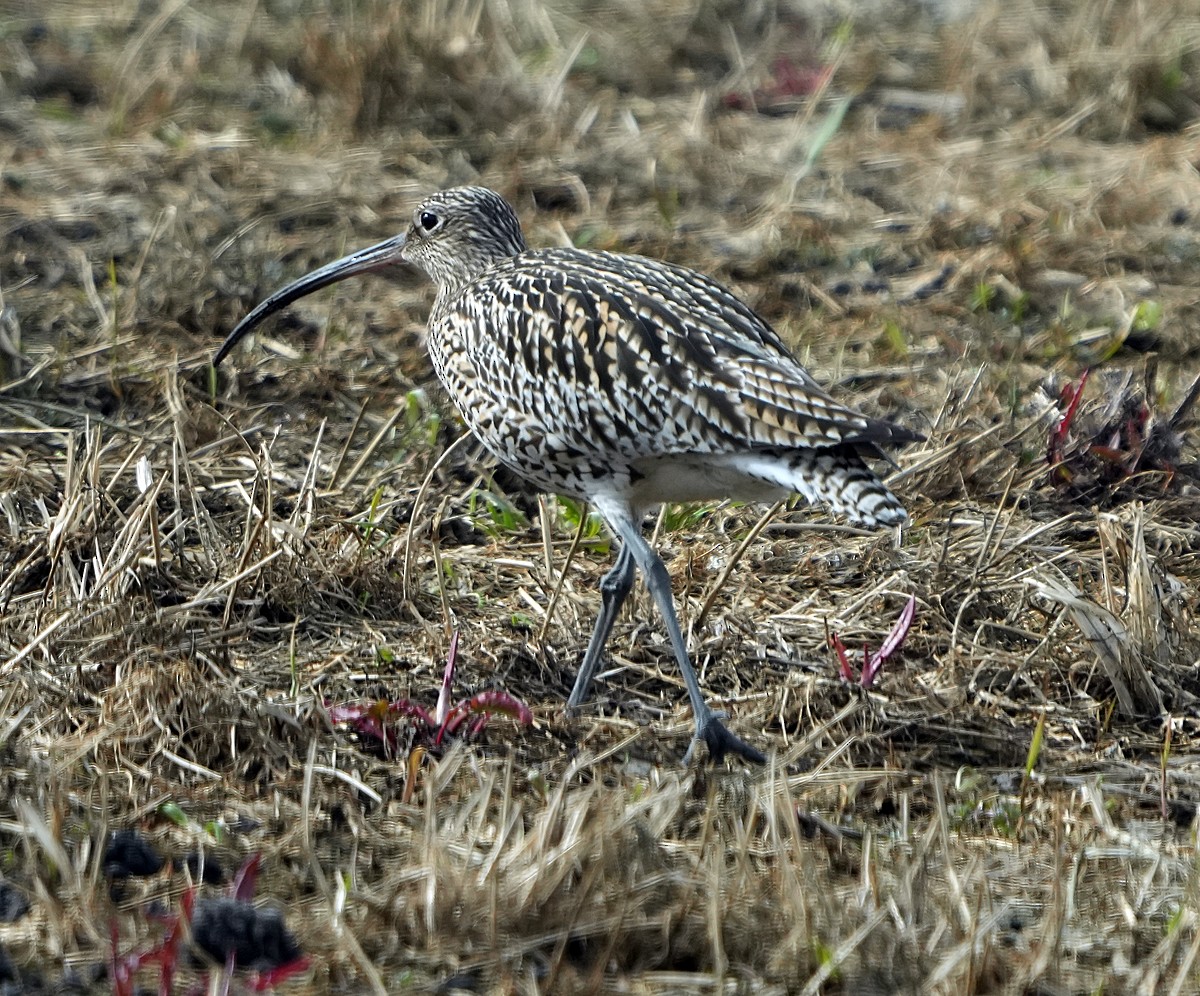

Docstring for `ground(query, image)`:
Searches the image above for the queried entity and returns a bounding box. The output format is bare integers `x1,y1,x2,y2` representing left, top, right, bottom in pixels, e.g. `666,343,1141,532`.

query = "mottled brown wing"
429,247,918,472
566,249,902,436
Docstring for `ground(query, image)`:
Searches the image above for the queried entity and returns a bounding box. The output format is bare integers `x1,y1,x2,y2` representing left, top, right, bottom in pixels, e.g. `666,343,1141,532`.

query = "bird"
214,185,922,764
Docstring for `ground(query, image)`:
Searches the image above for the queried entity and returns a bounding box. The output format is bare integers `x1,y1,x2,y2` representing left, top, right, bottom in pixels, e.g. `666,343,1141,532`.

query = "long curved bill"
212,232,408,366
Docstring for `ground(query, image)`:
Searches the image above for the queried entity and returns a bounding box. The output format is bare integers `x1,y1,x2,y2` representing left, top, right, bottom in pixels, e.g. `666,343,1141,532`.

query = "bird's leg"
599,506,765,765
567,543,635,710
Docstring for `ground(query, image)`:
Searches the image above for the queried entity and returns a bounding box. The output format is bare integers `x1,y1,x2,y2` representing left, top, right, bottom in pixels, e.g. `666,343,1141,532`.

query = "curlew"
214,186,922,764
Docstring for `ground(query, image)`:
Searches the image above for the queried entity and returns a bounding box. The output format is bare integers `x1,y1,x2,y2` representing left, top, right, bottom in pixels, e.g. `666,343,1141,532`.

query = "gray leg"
598,504,765,765
567,544,635,710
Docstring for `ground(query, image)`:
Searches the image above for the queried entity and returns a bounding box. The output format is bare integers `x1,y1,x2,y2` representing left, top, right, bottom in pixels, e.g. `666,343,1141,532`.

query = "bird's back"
427,245,917,504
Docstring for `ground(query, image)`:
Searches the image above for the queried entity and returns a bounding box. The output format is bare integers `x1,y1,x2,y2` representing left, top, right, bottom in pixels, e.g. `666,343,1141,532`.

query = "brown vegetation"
2,0,1200,991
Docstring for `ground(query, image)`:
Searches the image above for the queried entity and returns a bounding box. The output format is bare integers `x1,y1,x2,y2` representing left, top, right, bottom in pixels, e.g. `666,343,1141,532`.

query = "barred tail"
791,449,908,527
721,448,909,528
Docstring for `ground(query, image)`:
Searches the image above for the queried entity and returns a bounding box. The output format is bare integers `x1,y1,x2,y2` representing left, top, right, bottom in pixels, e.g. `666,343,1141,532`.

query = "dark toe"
700,717,766,765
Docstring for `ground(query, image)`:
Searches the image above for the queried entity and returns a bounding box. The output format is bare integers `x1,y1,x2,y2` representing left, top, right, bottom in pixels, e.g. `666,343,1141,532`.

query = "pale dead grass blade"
695,499,785,632
401,432,473,603
339,406,403,492
537,499,588,647
1027,568,1159,716
799,907,887,996
303,740,387,996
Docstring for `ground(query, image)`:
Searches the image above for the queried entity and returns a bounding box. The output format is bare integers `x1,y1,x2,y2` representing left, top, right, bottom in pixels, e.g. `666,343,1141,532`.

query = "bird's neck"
430,277,472,323
428,248,520,319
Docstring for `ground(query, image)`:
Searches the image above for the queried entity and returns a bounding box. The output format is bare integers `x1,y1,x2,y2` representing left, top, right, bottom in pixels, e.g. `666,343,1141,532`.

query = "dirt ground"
2,0,1200,992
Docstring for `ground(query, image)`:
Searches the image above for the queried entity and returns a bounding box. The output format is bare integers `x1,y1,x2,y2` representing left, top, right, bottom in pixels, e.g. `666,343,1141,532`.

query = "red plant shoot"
831,595,917,689
326,631,533,752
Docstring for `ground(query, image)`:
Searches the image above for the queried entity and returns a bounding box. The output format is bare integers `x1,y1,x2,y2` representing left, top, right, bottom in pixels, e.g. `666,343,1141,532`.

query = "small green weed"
468,489,528,537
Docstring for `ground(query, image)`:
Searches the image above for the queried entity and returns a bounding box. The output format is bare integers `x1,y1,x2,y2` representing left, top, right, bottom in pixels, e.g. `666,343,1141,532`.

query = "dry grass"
2,0,1200,991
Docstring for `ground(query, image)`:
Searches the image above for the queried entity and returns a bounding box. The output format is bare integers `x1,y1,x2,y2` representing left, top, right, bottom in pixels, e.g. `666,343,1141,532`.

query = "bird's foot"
684,712,766,766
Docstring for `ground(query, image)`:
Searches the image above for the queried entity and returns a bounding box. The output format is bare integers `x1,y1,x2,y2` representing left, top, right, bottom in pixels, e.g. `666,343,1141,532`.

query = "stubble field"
2,0,1200,992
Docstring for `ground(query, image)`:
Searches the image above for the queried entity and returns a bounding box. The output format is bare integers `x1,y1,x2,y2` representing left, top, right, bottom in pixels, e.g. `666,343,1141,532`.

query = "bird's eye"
418,210,441,234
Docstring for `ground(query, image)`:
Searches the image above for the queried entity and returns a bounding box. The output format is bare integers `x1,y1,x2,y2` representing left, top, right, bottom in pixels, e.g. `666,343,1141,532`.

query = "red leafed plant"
110,854,309,995
1046,367,1091,479
110,886,195,996
325,631,533,755
1045,365,1199,497
723,55,834,111
830,595,917,689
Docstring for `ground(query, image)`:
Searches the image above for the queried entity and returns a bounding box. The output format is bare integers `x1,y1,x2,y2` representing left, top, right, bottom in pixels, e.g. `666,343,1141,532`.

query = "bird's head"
400,186,527,289
212,186,527,366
